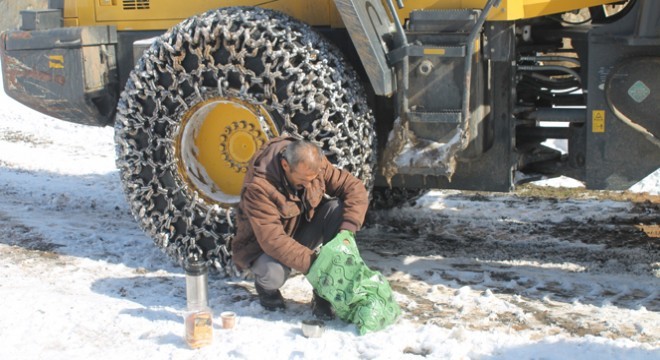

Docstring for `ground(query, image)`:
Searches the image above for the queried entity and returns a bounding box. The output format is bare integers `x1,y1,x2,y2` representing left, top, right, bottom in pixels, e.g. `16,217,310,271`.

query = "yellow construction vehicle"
1,0,658,269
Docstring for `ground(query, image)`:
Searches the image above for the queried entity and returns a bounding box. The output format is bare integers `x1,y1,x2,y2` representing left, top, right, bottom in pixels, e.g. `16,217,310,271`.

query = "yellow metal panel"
63,0,79,18
66,0,622,30
260,1,332,26
511,0,620,20
329,2,343,27
63,19,79,27
70,0,334,31
93,0,261,23
392,0,621,21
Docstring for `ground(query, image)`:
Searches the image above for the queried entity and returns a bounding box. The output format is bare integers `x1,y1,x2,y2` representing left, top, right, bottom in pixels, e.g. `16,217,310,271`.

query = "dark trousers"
251,199,343,291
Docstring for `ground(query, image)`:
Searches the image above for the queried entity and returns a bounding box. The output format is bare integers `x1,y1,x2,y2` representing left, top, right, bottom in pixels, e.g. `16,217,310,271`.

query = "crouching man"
231,136,369,319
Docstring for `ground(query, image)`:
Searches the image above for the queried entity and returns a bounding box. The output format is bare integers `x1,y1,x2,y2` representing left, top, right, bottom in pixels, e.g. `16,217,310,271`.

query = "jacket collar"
250,136,303,200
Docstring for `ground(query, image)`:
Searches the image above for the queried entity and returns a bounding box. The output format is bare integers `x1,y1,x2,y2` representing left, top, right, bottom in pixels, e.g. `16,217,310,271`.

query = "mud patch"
0,130,52,146
363,189,660,343
0,211,64,261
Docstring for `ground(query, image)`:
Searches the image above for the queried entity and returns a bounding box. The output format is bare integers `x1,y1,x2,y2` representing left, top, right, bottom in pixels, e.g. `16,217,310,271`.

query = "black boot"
255,282,285,311
312,291,335,320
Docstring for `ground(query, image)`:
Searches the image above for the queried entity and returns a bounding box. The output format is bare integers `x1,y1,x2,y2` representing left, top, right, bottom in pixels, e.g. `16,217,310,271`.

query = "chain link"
115,8,375,273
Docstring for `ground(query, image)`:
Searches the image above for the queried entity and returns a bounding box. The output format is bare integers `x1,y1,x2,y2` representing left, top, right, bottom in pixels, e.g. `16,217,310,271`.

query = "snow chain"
114,8,375,273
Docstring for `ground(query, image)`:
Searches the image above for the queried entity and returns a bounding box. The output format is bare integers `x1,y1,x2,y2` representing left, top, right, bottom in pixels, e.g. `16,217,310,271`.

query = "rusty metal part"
0,26,118,127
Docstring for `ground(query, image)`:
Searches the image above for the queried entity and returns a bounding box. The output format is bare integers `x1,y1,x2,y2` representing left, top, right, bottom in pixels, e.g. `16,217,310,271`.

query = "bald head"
282,140,323,172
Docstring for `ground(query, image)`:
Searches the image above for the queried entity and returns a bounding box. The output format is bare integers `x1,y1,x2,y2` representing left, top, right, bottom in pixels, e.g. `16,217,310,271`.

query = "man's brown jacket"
231,136,369,273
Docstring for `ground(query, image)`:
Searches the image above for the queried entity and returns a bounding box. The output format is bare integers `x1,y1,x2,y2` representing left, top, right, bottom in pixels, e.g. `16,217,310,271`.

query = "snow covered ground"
0,77,658,359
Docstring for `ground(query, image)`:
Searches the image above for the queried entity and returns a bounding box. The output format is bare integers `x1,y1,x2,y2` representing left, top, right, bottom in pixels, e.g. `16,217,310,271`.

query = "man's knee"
251,254,290,290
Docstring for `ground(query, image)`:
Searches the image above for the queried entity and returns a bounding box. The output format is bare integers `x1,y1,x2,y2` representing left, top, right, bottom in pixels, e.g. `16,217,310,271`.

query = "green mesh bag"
306,230,401,335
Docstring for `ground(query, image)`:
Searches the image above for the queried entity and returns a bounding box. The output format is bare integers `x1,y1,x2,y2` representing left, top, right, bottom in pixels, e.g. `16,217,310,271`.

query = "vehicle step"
409,9,481,33
388,44,466,62
407,111,462,124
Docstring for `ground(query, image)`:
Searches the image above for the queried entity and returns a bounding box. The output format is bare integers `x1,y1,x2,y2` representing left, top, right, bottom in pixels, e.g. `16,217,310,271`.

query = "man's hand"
311,246,322,262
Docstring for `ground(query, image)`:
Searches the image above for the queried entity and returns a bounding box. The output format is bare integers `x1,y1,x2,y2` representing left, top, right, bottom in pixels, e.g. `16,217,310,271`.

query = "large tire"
114,7,375,271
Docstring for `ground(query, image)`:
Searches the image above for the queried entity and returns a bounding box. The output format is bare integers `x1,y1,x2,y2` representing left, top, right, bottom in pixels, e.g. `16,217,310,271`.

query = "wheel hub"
219,120,267,172
177,98,277,205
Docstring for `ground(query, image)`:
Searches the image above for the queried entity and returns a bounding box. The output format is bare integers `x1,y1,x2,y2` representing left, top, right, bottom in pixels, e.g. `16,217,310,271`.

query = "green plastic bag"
306,230,401,335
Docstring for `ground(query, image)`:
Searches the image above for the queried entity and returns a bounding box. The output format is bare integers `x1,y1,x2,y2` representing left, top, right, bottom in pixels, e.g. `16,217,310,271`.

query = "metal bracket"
387,45,467,65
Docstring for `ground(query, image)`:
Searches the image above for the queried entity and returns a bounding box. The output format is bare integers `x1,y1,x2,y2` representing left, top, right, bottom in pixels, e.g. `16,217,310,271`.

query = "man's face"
282,159,319,190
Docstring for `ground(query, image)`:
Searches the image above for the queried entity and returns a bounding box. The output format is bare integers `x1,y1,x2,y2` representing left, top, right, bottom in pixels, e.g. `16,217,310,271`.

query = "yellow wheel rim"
177,98,278,205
